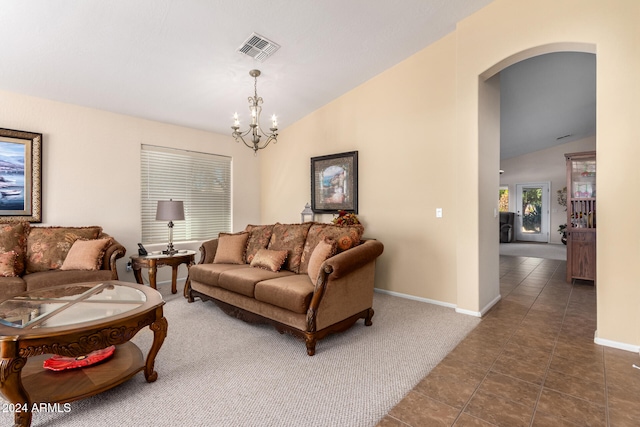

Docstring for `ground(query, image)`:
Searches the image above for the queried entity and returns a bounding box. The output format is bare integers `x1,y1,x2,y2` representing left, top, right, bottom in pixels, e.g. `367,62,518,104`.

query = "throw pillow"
250,248,288,272
26,226,103,273
307,238,337,283
244,224,274,263
60,238,112,271
299,223,326,274
0,251,18,277
213,232,249,264
0,221,30,276
321,224,364,252
267,222,312,273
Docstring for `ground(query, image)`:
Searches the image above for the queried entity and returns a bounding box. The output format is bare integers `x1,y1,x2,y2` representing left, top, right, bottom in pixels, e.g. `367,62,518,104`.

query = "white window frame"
141,145,231,245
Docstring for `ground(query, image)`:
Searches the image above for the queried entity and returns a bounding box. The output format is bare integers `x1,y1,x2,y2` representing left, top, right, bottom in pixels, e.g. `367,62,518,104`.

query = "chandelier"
231,69,278,155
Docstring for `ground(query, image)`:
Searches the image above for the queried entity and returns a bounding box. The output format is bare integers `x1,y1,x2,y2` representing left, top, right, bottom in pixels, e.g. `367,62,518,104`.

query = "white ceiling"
499,52,596,159
0,1,595,159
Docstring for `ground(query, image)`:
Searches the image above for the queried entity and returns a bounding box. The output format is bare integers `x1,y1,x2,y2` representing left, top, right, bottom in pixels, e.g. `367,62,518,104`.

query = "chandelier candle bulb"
271,114,278,128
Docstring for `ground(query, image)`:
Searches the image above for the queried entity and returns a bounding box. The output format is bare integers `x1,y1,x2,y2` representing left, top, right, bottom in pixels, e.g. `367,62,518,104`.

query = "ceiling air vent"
237,33,280,62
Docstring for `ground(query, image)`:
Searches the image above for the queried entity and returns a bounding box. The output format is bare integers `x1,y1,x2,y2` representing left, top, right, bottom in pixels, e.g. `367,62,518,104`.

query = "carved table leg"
171,265,178,294
144,315,167,382
148,264,157,290
133,267,143,285
0,357,31,427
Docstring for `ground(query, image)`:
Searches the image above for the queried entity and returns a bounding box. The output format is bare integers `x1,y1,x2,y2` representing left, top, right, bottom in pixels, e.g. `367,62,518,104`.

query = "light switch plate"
436,208,443,218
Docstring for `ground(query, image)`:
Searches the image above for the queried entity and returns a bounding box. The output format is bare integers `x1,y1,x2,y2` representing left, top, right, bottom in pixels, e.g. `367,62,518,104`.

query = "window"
141,145,231,245
499,186,509,212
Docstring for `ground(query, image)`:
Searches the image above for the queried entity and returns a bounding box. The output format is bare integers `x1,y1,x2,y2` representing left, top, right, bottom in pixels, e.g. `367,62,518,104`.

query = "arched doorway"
475,42,596,314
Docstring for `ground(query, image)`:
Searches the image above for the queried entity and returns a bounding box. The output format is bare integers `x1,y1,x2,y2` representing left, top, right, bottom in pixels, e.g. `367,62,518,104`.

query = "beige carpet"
2,290,480,427
499,242,567,260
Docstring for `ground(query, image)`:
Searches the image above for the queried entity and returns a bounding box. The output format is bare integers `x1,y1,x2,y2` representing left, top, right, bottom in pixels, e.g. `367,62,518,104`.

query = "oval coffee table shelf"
20,342,144,403
0,281,167,427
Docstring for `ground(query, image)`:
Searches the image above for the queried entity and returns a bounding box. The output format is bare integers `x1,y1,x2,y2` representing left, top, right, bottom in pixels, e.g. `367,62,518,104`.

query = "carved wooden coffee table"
0,281,167,427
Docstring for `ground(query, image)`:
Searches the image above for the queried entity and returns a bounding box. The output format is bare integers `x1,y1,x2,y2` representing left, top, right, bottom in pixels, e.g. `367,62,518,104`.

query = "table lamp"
156,199,184,255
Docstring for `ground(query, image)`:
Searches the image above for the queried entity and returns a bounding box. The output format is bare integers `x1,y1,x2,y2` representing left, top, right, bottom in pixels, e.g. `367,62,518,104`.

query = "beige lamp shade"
156,200,185,221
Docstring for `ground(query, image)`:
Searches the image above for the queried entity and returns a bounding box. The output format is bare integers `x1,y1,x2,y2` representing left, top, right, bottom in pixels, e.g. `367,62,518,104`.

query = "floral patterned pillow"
299,223,364,274
321,224,364,252
299,223,327,274
26,226,103,273
0,251,18,277
244,224,274,264
267,222,312,273
0,221,30,276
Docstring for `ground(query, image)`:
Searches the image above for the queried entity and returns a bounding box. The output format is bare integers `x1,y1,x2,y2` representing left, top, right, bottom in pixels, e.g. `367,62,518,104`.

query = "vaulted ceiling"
0,1,595,158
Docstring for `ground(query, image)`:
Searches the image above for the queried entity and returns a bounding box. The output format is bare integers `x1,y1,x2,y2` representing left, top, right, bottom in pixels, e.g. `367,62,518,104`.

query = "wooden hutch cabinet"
565,151,596,283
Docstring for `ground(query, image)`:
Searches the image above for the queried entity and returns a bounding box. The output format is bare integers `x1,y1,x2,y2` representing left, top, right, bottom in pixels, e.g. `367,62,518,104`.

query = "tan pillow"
60,238,111,271
0,251,18,277
250,248,288,272
307,239,337,283
214,232,249,264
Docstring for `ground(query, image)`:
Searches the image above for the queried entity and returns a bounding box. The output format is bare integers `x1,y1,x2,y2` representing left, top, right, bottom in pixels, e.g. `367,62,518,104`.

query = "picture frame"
0,128,42,223
311,151,358,214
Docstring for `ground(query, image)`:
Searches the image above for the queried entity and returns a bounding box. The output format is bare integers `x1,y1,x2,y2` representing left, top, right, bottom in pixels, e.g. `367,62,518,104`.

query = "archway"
477,42,597,315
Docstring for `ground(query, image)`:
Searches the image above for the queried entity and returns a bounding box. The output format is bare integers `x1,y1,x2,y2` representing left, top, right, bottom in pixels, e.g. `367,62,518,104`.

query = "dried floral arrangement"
332,210,360,226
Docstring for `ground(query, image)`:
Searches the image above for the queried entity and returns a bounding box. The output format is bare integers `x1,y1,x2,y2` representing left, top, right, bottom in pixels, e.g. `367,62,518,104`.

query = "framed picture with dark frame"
0,128,42,223
311,151,358,214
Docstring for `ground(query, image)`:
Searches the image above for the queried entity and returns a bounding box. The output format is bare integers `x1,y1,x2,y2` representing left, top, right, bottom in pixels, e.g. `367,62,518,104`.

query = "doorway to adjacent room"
515,182,550,242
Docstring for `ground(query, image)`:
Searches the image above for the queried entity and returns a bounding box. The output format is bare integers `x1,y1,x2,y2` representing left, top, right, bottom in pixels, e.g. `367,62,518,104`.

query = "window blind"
141,145,231,245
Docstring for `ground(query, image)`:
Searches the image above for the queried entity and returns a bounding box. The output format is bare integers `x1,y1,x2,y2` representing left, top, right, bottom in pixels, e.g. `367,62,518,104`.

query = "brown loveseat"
0,223,126,301
186,222,384,355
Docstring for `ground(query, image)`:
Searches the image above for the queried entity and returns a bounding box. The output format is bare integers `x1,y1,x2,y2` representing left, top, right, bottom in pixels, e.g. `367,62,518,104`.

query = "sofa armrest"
306,239,384,332
323,239,384,280
99,234,126,279
199,238,219,264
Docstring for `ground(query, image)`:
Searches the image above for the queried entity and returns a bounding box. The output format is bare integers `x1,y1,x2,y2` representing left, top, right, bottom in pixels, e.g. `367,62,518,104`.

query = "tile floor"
378,255,640,426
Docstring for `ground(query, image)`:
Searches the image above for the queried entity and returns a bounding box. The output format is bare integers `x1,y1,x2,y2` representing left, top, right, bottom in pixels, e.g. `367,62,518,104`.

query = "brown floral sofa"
0,222,126,301
186,222,384,355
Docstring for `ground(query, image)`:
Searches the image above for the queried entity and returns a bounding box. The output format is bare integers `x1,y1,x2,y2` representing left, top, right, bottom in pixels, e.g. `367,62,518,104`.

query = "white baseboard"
594,330,640,354
455,294,501,318
374,288,456,309
374,288,501,318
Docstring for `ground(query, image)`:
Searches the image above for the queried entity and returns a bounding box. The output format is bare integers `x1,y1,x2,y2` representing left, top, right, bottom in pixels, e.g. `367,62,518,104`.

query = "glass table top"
0,282,147,329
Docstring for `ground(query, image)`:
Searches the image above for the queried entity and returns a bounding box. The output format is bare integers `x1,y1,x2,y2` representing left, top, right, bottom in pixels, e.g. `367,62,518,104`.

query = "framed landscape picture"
0,128,42,223
311,151,358,214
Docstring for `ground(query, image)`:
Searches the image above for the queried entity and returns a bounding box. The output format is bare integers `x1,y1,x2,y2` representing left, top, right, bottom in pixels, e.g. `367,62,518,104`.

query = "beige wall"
0,89,262,282
500,136,596,245
261,32,460,306
456,0,639,349
261,0,640,349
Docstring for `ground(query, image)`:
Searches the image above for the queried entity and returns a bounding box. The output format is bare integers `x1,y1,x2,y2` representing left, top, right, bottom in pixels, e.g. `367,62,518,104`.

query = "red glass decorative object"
43,345,116,371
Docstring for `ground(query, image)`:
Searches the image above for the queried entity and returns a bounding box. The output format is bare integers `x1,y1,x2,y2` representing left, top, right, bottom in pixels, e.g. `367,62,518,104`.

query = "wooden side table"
130,250,195,294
